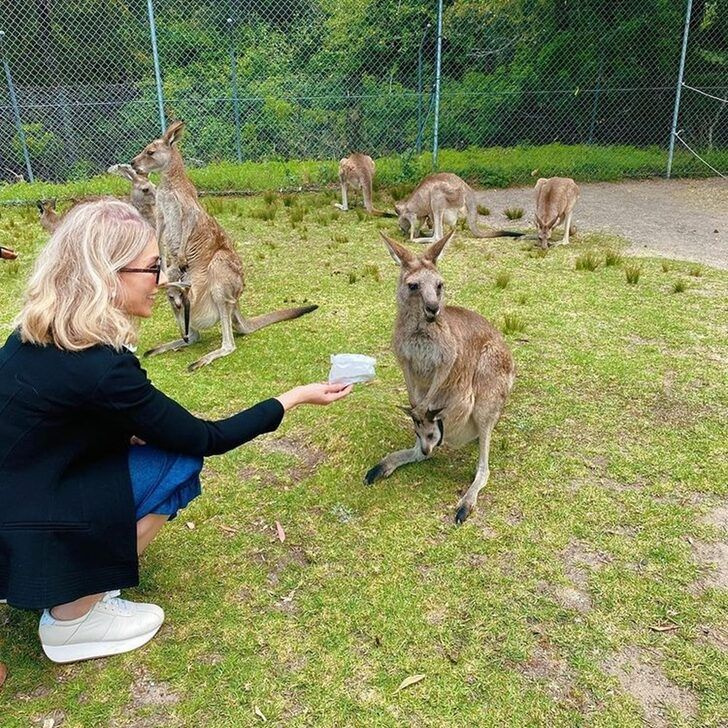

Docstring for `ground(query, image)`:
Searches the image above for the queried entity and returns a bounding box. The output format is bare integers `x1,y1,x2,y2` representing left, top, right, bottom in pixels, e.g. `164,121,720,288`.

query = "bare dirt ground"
476,178,727,270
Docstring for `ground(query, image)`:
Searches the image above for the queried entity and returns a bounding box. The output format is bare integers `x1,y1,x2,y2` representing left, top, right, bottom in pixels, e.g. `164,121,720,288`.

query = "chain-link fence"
0,0,725,184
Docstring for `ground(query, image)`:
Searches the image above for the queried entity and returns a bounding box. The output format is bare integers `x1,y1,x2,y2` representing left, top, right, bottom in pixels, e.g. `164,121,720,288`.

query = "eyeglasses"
119,257,162,284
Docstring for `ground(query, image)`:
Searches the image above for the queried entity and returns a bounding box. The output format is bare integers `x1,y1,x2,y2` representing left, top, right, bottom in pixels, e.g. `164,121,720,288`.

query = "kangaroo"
364,231,515,524
107,163,157,228
131,120,317,371
395,173,523,244
333,153,393,216
37,199,61,233
0,245,17,260
534,177,579,249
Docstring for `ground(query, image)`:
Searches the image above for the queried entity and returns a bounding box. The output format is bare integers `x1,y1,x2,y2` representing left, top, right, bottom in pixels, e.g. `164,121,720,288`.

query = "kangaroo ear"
426,407,444,421
394,203,402,215
36,200,44,214
163,120,185,145
422,229,454,265
107,163,135,182
380,232,415,267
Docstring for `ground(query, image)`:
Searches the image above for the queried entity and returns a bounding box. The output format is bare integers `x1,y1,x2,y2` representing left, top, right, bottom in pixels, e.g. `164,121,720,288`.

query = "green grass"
625,263,643,285
605,250,624,267
3,143,728,205
504,207,525,220
575,251,601,271
1,200,727,727
672,278,689,293
477,205,491,216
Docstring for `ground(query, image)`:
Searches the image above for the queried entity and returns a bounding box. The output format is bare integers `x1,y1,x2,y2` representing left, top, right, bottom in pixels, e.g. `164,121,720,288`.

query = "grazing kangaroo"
534,177,579,249
364,231,515,524
1,245,17,260
131,120,317,371
37,199,61,233
107,163,157,228
395,173,523,244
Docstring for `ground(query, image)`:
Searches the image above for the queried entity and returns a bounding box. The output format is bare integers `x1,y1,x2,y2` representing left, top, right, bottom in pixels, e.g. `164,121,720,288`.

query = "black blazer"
0,331,284,609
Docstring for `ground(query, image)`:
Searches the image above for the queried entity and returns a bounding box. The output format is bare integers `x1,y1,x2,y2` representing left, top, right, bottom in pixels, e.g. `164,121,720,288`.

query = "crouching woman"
0,199,350,663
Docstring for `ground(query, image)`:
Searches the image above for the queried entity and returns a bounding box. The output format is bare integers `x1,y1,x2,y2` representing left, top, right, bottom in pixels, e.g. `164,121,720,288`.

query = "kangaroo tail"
469,227,525,239
234,305,318,335
368,208,398,219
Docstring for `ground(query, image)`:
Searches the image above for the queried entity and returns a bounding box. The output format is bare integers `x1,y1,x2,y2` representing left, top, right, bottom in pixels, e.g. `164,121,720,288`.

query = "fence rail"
0,0,724,183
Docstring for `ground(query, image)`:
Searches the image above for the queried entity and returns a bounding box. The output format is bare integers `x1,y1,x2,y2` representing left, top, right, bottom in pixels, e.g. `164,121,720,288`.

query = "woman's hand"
275,382,353,412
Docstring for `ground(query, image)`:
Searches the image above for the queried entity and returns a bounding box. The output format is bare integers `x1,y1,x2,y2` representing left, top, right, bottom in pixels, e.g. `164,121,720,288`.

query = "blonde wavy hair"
16,198,155,351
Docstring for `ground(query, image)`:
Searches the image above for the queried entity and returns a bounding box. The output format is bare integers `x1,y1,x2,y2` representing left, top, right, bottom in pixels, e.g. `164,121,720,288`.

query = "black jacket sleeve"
93,351,285,456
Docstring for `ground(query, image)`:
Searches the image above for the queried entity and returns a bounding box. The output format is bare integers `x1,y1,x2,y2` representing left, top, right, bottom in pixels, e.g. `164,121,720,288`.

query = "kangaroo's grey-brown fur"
534,177,579,249
395,173,523,244
131,121,317,371
364,231,515,523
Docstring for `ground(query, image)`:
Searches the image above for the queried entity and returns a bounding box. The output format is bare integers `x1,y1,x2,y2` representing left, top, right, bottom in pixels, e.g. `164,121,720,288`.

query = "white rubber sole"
41,623,162,663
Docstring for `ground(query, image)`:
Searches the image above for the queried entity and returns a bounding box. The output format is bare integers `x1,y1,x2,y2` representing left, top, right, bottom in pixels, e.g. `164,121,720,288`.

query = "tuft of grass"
625,263,642,284
262,189,277,205
661,260,671,273
688,265,703,277
494,271,512,289
355,209,366,222
501,312,526,335
289,206,305,224
528,248,548,258
672,278,688,293
477,205,490,216
282,194,295,207
348,271,358,284
250,204,277,222
575,251,601,271
332,233,349,245
504,207,524,220
517,293,527,305
604,249,623,267
362,264,381,282
315,213,330,226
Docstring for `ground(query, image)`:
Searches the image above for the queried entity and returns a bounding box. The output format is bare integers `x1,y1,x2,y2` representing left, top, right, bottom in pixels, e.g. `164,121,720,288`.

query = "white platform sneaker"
39,591,164,663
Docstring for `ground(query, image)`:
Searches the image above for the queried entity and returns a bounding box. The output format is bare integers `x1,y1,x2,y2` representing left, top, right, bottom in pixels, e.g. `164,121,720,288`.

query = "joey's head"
394,202,418,236
131,120,185,175
401,405,445,456
380,230,453,323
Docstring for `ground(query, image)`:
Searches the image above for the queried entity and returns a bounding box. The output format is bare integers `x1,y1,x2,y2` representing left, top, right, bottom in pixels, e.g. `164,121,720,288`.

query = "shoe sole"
41,623,162,663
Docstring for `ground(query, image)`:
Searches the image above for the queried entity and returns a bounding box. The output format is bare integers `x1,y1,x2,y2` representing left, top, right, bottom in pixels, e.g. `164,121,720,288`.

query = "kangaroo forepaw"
454,502,474,525
363,463,387,485
333,203,348,211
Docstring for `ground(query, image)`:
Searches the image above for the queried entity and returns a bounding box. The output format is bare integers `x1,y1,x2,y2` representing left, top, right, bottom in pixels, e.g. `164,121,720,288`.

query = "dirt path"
475,178,727,270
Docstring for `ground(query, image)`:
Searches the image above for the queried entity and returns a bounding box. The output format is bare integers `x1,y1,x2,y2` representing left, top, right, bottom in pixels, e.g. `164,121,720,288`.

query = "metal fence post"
432,0,443,169
417,22,431,154
228,18,243,163
0,31,34,183
667,0,693,178
147,0,166,132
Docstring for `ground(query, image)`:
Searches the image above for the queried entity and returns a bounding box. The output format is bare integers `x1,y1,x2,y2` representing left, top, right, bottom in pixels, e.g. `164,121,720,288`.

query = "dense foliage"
1,0,726,180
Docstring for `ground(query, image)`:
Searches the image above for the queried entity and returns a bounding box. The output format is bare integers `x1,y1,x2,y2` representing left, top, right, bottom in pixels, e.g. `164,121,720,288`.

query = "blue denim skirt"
128,444,203,520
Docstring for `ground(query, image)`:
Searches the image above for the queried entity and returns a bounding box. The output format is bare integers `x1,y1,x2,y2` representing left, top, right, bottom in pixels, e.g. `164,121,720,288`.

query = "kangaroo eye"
408,282,419,291
437,282,444,291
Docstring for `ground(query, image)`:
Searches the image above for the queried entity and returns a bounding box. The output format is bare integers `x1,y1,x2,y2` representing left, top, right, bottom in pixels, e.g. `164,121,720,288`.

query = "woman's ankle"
49,593,104,621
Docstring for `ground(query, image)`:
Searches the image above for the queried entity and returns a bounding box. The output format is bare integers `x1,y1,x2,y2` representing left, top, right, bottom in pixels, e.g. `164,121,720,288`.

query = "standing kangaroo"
334,153,394,217
364,231,515,524
534,177,579,249
131,121,317,371
395,173,523,244
37,199,61,233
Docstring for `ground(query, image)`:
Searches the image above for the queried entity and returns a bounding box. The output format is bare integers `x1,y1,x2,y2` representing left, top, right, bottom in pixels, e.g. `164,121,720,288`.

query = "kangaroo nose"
425,305,439,316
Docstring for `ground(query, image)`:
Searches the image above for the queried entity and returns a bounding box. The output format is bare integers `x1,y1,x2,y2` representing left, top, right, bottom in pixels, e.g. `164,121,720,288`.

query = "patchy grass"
605,250,624,267
494,270,512,289
504,207,525,220
1,199,727,728
625,263,643,285
672,278,689,293
575,251,601,271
